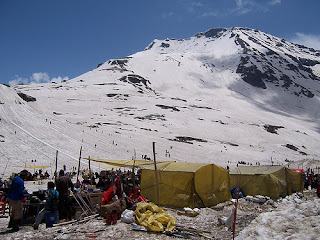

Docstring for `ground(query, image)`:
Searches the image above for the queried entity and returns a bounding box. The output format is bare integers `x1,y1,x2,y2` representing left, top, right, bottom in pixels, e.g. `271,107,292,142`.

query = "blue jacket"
7,176,24,201
45,189,59,211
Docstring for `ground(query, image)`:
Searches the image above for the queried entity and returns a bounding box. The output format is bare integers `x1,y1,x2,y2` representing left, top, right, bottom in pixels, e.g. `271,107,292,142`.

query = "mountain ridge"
1,27,319,178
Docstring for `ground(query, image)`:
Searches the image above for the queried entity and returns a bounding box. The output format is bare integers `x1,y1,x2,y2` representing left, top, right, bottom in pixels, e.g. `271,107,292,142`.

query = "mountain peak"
3,27,319,179
142,27,320,101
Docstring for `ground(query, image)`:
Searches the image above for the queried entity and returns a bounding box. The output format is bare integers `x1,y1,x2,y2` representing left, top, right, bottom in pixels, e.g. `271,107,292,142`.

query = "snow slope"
1,27,320,179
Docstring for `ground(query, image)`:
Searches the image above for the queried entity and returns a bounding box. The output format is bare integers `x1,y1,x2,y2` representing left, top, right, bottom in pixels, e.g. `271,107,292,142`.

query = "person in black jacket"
55,170,74,220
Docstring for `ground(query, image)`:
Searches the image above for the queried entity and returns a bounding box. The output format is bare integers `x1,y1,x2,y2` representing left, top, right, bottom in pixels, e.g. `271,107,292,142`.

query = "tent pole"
76,146,82,186
153,142,160,205
55,150,58,179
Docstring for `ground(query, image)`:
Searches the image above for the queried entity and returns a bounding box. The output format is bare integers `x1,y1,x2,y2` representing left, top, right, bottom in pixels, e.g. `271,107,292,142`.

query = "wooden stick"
152,142,160,205
53,214,98,227
76,146,82,186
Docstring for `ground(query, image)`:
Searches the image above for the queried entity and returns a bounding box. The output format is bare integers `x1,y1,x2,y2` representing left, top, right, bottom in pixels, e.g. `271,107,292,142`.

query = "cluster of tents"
90,159,304,208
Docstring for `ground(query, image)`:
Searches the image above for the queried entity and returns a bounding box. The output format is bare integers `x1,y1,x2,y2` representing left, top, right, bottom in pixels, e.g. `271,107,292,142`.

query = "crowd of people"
0,166,142,232
303,168,320,197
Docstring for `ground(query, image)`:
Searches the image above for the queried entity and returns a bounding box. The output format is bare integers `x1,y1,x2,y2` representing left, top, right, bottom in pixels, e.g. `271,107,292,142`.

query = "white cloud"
191,2,203,7
51,76,69,83
199,0,280,17
225,0,255,16
289,33,320,50
269,0,281,5
9,72,69,86
31,72,50,83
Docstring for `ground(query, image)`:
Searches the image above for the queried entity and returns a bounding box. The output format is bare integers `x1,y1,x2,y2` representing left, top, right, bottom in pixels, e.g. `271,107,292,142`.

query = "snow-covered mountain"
1,27,320,179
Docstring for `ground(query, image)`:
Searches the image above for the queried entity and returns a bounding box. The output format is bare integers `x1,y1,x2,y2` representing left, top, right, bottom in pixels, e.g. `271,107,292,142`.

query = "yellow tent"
230,165,303,199
89,158,231,208
140,162,230,208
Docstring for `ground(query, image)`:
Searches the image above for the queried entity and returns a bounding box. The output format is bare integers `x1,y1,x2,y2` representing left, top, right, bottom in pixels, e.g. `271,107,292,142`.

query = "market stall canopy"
86,158,171,169
19,166,49,169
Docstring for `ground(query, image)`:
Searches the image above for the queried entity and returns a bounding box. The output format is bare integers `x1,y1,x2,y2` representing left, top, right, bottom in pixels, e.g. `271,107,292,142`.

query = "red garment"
102,186,116,205
136,196,146,203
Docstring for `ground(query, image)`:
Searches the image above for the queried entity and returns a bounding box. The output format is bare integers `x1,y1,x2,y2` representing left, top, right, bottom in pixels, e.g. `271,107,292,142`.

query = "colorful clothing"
45,189,59,211
7,176,24,201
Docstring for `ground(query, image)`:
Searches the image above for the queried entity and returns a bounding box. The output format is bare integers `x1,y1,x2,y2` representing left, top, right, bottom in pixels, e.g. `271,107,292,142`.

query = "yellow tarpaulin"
135,202,176,232
17,166,49,169
86,158,170,169
230,166,303,198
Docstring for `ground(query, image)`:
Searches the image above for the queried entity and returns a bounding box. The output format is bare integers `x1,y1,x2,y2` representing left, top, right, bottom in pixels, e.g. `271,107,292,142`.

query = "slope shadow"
228,79,320,133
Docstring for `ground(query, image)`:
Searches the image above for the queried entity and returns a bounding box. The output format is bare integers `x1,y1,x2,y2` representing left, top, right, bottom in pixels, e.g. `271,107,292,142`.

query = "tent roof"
87,158,171,169
88,158,210,172
17,166,49,169
159,162,208,172
230,165,285,175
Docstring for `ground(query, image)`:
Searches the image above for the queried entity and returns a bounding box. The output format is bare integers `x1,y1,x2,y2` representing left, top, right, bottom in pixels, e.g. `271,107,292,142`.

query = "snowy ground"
0,178,319,240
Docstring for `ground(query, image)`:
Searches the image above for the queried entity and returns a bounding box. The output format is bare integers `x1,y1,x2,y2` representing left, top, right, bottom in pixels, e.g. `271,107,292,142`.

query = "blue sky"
1,0,320,85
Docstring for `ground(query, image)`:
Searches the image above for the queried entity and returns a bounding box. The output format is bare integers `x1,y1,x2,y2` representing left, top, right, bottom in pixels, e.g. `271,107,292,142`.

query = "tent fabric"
229,166,303,199
141,162,231,208
89,159,231,208
86,159,170,169
286,168,304,194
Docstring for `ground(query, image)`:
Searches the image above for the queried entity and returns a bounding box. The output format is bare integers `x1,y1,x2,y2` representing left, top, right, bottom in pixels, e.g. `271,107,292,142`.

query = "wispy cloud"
9,72,69,86
269,0,281,6
161,0,282,21
289,33,320,50
201,10,219,17
232,0,255,15
161,12,175,19
197,0,281,17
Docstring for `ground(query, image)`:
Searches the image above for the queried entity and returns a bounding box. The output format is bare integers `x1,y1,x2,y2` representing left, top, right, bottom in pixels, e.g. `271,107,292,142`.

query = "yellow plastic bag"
135,202,176,232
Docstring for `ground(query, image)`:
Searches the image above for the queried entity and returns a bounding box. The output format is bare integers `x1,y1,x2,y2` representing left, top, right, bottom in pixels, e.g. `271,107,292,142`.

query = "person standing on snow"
7,170,27,232
33,181,59,229
55,169,74,220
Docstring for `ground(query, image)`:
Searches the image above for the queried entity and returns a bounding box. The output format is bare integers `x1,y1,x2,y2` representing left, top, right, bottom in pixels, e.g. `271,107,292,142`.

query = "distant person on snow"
55,169,74,220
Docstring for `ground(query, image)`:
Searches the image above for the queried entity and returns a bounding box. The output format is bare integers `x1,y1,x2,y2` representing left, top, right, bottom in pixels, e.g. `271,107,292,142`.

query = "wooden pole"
55,150,58,178
76,146,82,186
132,149,136,199
153,142,160,205
89,156,92,185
